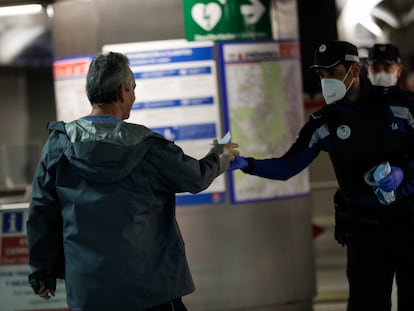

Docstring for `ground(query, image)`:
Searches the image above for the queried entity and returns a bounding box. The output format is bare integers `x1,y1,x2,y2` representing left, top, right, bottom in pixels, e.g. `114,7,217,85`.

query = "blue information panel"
103,40,225,206
0,206,68,311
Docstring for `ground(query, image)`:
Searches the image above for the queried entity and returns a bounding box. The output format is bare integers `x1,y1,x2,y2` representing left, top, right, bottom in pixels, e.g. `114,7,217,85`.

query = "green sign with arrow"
183,0,272,41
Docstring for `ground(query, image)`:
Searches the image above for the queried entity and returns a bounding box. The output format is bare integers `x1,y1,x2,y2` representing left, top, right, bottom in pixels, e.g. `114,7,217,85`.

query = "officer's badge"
336,125,351,140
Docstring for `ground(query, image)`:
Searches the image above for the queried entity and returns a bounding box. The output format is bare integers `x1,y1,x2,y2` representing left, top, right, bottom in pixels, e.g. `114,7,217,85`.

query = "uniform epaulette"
383,87,414,108
310,103,333,121
383,85,400,95
310,111,323,120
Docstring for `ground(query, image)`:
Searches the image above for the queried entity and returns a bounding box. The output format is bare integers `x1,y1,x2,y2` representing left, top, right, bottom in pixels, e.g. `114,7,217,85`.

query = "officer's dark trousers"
346,205,414,311
146,298,187,311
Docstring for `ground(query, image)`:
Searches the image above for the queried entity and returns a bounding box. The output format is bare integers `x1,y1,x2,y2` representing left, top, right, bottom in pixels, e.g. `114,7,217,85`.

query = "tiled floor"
313,302,347,311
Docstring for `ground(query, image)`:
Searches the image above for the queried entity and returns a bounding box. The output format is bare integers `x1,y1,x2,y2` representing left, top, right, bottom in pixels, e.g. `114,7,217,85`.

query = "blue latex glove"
377,166,404,192
229,155,248,171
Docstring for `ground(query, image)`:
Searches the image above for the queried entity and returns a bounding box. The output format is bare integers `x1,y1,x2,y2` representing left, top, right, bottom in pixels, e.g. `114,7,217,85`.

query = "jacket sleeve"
242,115,325,180
144,140,230,194
27,135,65,282
394,90,414,200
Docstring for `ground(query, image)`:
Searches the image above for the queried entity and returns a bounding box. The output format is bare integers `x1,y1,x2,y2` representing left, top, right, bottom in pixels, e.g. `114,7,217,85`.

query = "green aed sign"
183,0,272,41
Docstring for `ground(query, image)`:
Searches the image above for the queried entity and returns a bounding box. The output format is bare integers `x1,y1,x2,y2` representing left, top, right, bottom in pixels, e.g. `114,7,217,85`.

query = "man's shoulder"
400,89,414,103
383,87,414,107
121,121,152,134
122,122,168,142
47,121,66,133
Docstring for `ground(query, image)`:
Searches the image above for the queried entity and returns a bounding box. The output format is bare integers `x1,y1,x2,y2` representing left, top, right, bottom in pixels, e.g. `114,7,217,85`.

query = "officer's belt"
335,198,414,226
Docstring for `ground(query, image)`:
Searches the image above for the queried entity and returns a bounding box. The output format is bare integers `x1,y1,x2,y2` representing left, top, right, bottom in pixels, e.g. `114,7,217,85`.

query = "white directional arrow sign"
183,0,272,41
240,0,266,24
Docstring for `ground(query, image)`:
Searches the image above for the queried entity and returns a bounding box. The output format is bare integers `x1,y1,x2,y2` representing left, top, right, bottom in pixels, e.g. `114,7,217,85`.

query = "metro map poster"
218,40,310,203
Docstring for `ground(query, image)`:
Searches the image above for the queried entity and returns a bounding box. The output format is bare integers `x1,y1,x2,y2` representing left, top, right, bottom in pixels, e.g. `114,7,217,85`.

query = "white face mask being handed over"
368,71,398,87
321,66,355,105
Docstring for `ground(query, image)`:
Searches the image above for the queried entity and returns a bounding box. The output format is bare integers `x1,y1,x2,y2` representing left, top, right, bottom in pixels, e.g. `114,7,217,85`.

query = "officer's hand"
229,155,248,171
377,166,404,192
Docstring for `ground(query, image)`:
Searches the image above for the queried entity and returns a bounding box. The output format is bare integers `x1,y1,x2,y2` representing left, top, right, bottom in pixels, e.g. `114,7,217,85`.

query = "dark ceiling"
0,0,413,68
375,0,414,29
379,0,414,18
0,0,51,5
0,1,53,66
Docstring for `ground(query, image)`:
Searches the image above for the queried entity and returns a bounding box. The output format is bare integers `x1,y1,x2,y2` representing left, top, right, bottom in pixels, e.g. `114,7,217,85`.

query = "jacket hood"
48,119,161,183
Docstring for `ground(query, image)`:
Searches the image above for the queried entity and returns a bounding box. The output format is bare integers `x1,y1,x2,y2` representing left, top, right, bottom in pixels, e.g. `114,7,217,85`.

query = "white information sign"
103,39,226,205
0,205,69,311
53,56,93,122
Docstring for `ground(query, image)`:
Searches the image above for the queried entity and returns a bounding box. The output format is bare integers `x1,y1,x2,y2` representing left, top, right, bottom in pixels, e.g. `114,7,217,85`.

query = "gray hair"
86,52,133,104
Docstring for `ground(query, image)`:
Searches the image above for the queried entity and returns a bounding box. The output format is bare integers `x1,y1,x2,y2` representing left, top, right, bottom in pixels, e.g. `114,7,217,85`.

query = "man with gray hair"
27,51,239,311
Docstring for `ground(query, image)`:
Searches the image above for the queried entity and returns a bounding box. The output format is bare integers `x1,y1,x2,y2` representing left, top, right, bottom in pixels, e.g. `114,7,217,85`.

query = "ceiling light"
371,7,400,29
0,4,43,17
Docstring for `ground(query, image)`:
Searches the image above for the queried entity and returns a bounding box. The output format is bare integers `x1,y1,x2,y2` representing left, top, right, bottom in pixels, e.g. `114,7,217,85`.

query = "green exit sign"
183,0,272,41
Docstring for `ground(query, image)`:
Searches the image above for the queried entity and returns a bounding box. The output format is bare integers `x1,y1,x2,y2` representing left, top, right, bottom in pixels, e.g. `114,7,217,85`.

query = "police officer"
367,43,403,88
229,40,414,311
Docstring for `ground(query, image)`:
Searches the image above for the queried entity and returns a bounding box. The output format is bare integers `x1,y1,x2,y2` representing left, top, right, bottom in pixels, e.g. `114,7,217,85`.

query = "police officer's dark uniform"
229,41,414,311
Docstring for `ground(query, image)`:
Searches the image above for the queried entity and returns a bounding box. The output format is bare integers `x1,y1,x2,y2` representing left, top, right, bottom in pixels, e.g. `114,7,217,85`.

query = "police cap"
368,43,400,64
311,40,360,69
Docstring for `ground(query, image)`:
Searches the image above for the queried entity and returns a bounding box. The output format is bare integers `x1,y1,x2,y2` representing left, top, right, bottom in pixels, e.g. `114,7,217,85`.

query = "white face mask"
321,66,354,105
368,72,398,87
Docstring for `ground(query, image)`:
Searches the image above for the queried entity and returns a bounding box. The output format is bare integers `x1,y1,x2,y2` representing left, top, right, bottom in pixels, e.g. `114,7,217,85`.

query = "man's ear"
366,64,372,75
397,64,403,78
118,84,125,102
351,62,361,78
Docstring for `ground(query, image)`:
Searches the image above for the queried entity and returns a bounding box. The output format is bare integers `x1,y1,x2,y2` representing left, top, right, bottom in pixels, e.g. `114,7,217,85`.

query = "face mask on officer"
321,65,355,105
368,71,398,87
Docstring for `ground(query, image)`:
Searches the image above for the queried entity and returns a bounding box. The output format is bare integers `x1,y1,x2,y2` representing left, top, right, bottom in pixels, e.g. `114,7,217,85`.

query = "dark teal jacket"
27,118,230,311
